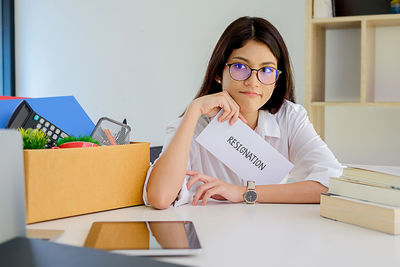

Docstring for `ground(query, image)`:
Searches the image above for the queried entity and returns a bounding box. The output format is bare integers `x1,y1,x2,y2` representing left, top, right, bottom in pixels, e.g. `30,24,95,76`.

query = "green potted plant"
19,128,49,149
55,135,100,149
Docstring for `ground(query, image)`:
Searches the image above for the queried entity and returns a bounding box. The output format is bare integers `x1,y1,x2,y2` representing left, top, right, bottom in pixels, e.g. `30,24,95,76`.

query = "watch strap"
247,180,256,190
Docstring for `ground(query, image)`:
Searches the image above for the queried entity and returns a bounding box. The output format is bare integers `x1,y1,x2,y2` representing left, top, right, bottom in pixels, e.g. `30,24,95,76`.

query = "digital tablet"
84,221,202,256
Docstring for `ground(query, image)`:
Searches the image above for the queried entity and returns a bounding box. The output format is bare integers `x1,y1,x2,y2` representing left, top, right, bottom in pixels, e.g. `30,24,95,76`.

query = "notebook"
0,96,95,136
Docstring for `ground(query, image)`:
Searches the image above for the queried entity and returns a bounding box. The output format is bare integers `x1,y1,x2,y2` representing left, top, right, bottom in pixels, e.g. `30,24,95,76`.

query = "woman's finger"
230,97,242,123
218,102,232,122
219,92,240,122
211,195,226,201
229,109,240,125
186,170,198,176
192,181,218,205
186,174,214,190
222,93,241,125
219,104,238,123
201,186,220,206
204,107,222,118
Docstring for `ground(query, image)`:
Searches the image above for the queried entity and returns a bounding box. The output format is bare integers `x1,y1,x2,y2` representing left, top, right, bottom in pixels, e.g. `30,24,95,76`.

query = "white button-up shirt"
143,100,343,207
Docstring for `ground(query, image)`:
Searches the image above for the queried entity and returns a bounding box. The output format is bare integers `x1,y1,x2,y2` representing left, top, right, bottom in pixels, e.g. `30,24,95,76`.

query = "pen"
116,118,128,144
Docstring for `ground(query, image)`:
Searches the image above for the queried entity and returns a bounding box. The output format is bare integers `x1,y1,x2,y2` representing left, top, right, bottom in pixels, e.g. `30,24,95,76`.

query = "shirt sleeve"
287,105,343,187
142,118,194,208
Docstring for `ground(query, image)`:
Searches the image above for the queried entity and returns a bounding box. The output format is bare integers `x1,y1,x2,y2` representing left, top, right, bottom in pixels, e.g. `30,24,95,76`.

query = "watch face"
245,190,257,203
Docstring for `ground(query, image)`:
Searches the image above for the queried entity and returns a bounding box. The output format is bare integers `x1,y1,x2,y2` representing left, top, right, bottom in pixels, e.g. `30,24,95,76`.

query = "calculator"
6,100,69,147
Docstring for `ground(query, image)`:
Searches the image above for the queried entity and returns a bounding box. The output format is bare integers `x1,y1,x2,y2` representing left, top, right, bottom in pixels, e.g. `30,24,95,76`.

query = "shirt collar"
255,110,281,139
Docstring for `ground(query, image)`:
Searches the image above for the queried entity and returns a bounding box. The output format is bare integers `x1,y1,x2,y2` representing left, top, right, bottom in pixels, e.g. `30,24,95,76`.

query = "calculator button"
47,131,52,136
60,132,68,138
50,125,55,131
45,122,50,127
52,134,58,140
55,129,60,134
36,124,42,129
33,115,40,121
39,118,45,124
42,127,47,133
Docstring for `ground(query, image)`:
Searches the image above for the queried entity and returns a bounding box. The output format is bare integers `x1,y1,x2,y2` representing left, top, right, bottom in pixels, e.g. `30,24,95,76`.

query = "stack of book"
320,165,400,235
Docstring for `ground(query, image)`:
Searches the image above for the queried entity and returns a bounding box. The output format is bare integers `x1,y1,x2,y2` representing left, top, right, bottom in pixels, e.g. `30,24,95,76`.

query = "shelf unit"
305,0,400,139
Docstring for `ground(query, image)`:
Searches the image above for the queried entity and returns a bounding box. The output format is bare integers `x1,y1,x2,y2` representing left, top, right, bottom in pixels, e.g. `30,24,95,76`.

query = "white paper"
196,110,293,185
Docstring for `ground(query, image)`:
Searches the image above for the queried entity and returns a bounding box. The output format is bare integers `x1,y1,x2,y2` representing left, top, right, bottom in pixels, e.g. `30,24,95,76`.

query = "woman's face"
221,40,278,114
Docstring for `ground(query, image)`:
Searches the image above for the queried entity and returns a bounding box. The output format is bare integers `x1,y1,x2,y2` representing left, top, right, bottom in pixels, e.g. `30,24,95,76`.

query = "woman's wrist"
238,185,246,202
186,100,202,121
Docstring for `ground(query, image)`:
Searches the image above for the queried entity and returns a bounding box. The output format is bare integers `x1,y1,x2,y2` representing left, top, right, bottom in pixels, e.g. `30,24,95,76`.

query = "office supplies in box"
91,117,131,145
6,100,70,148
24,142,150,223
0,95,95,136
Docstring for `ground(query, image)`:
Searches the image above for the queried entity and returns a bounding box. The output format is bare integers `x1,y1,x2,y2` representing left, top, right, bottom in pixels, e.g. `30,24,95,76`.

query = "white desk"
28,202,400,267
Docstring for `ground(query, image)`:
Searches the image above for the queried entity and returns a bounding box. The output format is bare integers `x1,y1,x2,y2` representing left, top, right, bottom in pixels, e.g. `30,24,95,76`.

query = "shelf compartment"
372,25,400,102
312,14,400,28
325,27,361,102
324,105,400,165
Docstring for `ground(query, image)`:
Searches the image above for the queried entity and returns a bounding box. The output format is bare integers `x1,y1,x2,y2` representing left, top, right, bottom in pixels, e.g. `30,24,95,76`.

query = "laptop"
0,129,184,267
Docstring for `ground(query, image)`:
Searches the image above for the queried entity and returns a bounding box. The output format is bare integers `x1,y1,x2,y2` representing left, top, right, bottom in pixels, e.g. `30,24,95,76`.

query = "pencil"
104,128,117,145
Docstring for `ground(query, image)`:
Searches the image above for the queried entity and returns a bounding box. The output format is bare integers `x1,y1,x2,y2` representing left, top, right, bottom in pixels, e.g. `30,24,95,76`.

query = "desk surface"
28,202,400,267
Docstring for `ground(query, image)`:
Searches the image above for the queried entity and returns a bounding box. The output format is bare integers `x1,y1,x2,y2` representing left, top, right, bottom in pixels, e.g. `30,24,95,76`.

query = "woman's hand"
186,170,246,205
189,91,247,125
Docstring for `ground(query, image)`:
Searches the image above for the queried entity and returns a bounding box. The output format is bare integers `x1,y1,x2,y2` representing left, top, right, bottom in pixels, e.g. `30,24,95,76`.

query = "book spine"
341,176,400,190
342,170,400,188
328,178,400,207
320,194,398,235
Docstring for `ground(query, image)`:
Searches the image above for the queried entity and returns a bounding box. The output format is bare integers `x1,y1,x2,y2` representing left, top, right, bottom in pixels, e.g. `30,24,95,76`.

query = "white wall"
15,0,305,146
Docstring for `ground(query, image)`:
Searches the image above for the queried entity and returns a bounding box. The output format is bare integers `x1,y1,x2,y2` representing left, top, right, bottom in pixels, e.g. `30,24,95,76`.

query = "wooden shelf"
305,0,400,139
311,14,400,29
312,14,400,27
311,102,400,107
312,17,361,29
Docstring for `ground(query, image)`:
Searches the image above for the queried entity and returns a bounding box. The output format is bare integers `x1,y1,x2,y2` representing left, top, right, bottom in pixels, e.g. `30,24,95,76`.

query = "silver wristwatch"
243,180,258,204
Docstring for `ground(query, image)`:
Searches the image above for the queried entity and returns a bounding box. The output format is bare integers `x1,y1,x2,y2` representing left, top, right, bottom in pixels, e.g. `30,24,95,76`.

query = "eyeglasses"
225,63,282,85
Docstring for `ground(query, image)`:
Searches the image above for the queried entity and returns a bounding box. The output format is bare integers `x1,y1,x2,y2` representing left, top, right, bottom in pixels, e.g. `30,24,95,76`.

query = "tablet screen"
84,221,202,255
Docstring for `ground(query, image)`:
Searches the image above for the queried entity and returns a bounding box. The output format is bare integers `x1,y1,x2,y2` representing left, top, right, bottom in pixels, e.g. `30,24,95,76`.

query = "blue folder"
0,96,95,137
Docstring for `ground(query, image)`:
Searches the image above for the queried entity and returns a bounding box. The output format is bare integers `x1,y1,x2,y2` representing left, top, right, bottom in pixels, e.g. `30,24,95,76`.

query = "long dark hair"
193,16,295,114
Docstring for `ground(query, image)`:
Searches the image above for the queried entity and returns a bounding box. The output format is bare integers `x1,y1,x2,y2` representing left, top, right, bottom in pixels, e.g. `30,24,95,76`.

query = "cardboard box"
23,142,150,224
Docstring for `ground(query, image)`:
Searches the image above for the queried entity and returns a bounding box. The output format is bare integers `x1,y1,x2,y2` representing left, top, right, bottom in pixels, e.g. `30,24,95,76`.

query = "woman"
144,16,342,209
